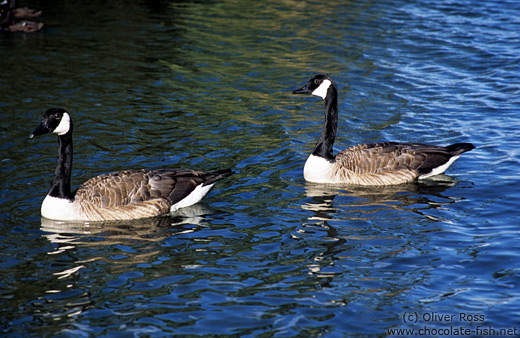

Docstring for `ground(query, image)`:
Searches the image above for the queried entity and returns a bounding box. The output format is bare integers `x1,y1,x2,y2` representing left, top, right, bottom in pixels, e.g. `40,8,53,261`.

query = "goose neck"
312,90,338,161
48,133,74,200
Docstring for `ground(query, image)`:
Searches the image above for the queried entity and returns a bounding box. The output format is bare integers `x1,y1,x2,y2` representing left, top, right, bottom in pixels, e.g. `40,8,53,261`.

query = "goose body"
293,75,475,186
30,108,233,221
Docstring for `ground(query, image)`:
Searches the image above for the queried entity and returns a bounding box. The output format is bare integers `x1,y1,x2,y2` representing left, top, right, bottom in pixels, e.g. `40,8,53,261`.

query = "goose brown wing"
74,169,214,208
336,143,416,173
378,142,461,175
147,168,222,205
337,142,458,175
69,168,233,221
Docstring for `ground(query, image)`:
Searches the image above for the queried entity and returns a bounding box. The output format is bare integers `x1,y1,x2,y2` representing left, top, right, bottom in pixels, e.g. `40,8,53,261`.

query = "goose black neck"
48,132,74,200
312,88,338,161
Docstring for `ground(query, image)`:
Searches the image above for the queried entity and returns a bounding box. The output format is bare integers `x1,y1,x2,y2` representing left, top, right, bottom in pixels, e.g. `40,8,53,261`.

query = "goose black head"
292,74,337,100
30,108,72,138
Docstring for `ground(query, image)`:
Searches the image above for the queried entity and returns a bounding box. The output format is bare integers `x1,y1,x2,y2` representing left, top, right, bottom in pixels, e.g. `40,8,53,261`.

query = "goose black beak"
30,121,50,138
292,85,311,95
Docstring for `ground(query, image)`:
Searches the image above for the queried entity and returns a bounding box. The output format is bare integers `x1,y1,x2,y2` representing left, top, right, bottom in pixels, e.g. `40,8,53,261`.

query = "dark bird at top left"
1,0,43,32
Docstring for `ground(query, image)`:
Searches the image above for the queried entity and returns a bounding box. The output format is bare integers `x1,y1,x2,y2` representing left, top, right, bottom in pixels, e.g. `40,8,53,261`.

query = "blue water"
1,0,519,337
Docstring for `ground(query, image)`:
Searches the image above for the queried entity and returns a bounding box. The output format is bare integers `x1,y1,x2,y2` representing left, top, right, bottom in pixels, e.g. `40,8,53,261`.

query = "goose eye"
314,79,321,85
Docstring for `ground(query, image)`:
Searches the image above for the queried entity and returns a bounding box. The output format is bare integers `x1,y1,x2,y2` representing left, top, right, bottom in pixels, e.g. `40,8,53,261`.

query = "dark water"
1,0,519,337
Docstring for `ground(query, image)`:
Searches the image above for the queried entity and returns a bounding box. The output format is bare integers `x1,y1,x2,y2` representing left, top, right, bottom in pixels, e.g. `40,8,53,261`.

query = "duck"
1,19,43,32
11,6,42,19
0,0,43,32
292,74,475,186
30,108,233,221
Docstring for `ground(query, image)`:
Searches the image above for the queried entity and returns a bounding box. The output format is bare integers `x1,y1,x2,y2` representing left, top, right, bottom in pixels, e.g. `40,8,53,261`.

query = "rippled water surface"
1,0,519,337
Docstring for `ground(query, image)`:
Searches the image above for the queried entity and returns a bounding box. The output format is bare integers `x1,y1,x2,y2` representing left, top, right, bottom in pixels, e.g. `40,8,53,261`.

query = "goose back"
77,169,211,206
324,142,474,185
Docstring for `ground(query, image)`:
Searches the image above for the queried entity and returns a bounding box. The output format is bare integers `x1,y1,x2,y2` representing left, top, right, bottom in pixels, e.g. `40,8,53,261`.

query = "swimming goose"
292,74,475,185
30,108,233,221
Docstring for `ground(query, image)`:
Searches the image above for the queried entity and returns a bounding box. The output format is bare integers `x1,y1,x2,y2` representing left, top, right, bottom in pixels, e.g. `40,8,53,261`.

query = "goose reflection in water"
297,177,463,295
29,204,214,324
302,175,459,220
41,203,213,252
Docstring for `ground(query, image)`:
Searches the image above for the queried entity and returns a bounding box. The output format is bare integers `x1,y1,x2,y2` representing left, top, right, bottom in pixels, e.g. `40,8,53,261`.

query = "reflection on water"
40,203,214,258
8,205,213,327
303,176,458,221
296,178,465,302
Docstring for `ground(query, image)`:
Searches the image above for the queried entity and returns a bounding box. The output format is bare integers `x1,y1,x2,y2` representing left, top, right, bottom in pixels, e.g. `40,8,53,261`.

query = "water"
1,0,519,336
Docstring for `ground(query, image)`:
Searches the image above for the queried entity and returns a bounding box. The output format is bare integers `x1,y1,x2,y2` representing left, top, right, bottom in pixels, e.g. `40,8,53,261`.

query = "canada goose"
292,74,475,185
30,108,233,221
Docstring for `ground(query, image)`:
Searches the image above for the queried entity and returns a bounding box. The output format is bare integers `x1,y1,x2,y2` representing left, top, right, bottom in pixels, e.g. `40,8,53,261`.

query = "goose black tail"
203,169,234,186
446,143,475,156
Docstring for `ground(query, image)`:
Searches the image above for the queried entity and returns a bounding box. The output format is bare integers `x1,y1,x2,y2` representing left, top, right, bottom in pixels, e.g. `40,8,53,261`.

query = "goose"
30,108,233,221
292,74,475,185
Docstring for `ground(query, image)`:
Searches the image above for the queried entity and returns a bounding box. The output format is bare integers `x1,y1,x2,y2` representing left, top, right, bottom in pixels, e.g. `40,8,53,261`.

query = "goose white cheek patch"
311,79,332,99
53,112,71,135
